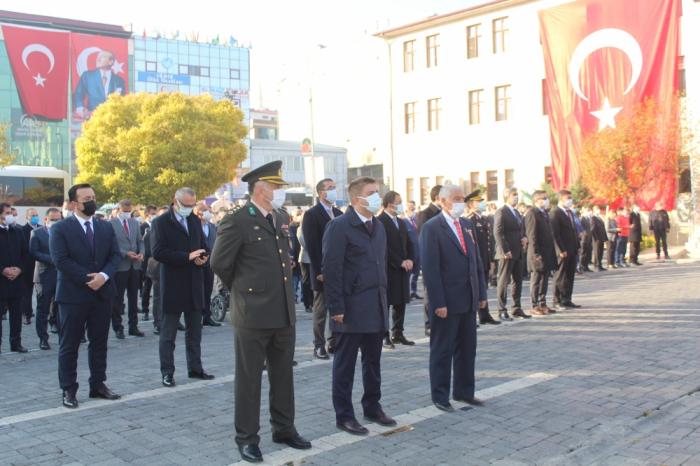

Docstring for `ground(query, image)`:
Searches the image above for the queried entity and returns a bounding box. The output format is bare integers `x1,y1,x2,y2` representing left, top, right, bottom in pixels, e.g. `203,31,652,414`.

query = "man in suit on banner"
73,50,126,116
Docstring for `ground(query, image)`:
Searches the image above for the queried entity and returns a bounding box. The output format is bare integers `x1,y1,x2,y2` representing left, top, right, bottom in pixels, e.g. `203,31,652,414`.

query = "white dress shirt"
354,209,372,224
201,221,210,238
75,215,109,281
385,211,399,229
251,200,275,227
173,210,189,234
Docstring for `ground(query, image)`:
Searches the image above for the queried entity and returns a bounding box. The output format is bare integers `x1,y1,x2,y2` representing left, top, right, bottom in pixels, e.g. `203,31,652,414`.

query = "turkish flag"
2,25,70,120
539,0,680,209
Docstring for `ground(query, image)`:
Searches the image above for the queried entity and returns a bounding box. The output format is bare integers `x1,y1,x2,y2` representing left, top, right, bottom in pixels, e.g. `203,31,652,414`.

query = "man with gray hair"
493,187,530,321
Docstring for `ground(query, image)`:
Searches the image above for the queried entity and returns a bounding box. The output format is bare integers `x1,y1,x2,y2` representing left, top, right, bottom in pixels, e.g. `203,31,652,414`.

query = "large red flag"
2,25,70,119
539,0,680,210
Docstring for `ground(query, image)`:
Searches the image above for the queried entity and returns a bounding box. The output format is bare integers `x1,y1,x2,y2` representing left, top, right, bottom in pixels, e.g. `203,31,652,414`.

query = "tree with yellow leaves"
0,120,15,167
75,92,248,205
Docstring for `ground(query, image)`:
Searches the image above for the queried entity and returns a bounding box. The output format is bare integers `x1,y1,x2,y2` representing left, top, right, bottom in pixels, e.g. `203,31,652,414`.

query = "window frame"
487,170,498,201
405,102,417,134
467,24,481,59
427,98,441,131
146,61,157,72
470,171,480,192
178,64,189,75
403,40,416,73
469,89,483,125
406,178,415,203
426,34,439,68
230,69,240,79
544,166,552,185
492,17,509,54
505,169,515,188
420,177,431,205
495,85,512,122
200,66,210,77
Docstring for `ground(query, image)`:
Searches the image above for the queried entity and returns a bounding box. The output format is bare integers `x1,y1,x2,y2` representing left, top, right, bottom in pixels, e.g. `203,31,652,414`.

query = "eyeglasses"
320,187,337,191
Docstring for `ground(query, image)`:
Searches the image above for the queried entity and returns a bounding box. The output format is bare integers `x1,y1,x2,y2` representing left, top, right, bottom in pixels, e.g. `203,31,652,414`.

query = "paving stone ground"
1,261,699,465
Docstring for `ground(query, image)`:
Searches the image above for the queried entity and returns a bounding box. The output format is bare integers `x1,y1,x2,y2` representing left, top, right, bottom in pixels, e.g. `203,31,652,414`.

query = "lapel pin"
253,226,260,230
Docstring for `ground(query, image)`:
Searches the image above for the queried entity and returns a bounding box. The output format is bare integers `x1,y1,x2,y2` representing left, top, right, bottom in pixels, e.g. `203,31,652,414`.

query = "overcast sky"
7,0,484,108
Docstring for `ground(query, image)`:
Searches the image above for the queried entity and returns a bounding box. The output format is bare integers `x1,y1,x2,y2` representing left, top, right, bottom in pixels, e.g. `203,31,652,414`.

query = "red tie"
123,219,129,236
411,218,417,229
454,219,468,256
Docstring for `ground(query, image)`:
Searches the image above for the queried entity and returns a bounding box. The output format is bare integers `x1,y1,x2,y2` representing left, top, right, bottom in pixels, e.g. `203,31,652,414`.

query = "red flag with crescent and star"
539,0,680,210
2,24,70,119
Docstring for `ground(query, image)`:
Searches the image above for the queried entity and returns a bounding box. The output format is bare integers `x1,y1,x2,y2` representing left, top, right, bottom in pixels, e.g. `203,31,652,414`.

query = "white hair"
439,184,463,200
175,187,196,200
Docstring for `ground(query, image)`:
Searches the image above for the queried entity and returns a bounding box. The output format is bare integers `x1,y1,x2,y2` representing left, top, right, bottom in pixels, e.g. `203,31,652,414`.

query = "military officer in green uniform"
211,161,311,463
465,190,501,326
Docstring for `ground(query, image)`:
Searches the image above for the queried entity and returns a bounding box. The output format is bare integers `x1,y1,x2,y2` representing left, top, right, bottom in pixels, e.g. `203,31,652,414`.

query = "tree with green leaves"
0,119,15,167
76,92,248,205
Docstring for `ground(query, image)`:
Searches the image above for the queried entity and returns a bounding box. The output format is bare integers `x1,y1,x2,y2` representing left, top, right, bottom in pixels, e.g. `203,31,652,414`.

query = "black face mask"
79,200,97,217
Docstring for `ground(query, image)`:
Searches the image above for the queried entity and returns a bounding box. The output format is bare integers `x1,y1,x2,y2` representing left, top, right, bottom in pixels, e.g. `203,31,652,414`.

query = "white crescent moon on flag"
569,28,643,102
76,47,102,77
22,44,55,73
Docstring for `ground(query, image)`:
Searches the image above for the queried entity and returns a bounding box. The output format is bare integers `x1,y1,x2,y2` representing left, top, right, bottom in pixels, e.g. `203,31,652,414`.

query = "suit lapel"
70,216,95,257
170,209,189,236
439,214,467,257
251,208,275,235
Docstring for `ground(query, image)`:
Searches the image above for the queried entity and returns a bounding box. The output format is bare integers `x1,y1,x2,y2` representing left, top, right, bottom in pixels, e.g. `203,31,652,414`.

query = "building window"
428,98,441,131
470,172,480,192
426,35,439,68
495,85,512,121
542,79,548,116
505,169,515,188
487,170,498,201
420,177,430,205
146,61,157,72
436,176,444,186
178,64,189,75
200,67,210,77
405,102,417,134
544,166,552,185
467,24,481,59
469,90,483,125
493,17,509,54
679,56,686,92
230,69,240,79
324,157,337,173
404,40,416,72
406,178,415,202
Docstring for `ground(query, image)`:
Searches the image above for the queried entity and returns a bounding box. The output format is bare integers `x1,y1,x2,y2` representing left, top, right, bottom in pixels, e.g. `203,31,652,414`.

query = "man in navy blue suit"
29,207,62,350
322,176,396,435
403,200,422,300
420,185,488,413
50,184,122,409
73,50,126,116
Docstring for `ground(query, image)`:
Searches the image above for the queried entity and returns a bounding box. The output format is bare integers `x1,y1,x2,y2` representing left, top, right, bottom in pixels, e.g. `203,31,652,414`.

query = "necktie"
102,74,107,87
266,213,275,230
328,208,334,220
453,219,468,256
392,217,399,229
123,219,129,236
365,220,373,235
85,220,95,250
179,217,188,234
566,210,575,227
411,218,417,229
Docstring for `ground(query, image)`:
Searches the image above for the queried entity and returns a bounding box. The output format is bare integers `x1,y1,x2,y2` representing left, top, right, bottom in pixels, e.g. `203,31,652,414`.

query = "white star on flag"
111,60,124,74
590,97,623,131
33,73,46,87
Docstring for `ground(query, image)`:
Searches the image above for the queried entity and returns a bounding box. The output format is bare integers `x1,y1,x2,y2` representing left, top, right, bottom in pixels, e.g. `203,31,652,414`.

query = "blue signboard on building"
137,71,190,85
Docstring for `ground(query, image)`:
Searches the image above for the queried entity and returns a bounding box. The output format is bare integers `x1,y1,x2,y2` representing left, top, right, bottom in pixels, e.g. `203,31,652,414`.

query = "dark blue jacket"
419,213,487,314
50,216,121,304
30,226,56,285
322,206,389,333
302,201,343,291
403,216,420,260
0,225,29,299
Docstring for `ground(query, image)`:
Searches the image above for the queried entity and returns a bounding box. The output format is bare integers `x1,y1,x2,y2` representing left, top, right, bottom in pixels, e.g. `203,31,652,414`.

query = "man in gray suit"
109,199,145,338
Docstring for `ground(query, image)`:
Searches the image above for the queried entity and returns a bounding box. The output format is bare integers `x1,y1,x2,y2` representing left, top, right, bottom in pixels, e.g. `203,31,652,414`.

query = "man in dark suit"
50,184,122,408
151,188,214,388
211,162,311,463
140,204,158,321
73,50,126,115
0,202,30,353
417,185,442,336
465,191,499,325
144,206,168,334
550,190,582,311
493,187,529,321
628,204,643,265
591,207,608,272
20,208,40,325
524,191,558,315
194,204,221,327
323,176,396,435
108,199,145,339
649,202,671,260
403,201,422,300
378,191,415,348
420,185,488,413
579,207,594,272
302,178,343,359
30,208,62,350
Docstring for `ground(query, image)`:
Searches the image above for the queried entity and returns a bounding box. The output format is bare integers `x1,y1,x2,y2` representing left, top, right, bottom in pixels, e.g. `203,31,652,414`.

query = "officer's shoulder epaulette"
227,205,245,216
466,213,475,219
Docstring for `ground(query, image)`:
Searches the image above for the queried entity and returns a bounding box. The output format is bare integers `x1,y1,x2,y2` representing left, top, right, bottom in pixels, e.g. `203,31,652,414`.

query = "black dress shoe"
177,322,186,331
292,360,298,367
115,330,125,339
128,328,145,337
188,369,215,380
411,293,423,300
499,312,513,322
272,433,312,450
391,335,415,345
142,312,150,321
50,324,58,334
40,339,51,350
564,302,582,309
336,419,369,435
314,347,329,359
153,326,160,335
162,374,176,387
89,386,122,400
382,337,395,349
202,317,222,327
239,444,263,463
511,310,532,319
453,396,484,406
553,304,568,311
10,345,28,353
305,307,313,313
23,315,31,325
62,391,79,409
364,411,397,426
327,346,335,354
480,317,501,325
433,401,455,413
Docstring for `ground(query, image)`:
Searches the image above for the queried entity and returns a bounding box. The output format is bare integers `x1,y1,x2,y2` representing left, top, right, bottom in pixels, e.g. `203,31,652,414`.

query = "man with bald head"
74,49,126,116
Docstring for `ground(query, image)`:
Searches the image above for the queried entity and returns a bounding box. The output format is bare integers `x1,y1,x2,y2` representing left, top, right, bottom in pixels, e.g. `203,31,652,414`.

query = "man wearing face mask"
420,185,488,412
211,161,311,463
0,202,30,353
21,208,40,325
322,176,395,435
579,207,594,273
302,178,343,359
62,200,74,220
549,190,582,311
628,204,643,266
590,207,608,272
494,187,530,321
108,199,145,339
194,203,221,327
30,208,62,350
49,184,122,408
417,185,443,336
402,201,422,300
524,191,558,315
377,191,415,348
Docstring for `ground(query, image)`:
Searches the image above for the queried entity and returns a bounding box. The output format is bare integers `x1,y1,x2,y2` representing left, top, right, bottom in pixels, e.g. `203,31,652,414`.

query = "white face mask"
594,210,601,216
543,199,550,209
46,220,58,228
264,187,286,210
392,204,404,216
447,202,466,219
565,198,574,209
176,199,193,217
358,193,381,214
134,216,142,224
633,206,640,213
325,188,338,204
203,211,213,221
477,201,486,212
120,212,132,220
510,196,519,206
63,209,73,218
3,214,16,225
